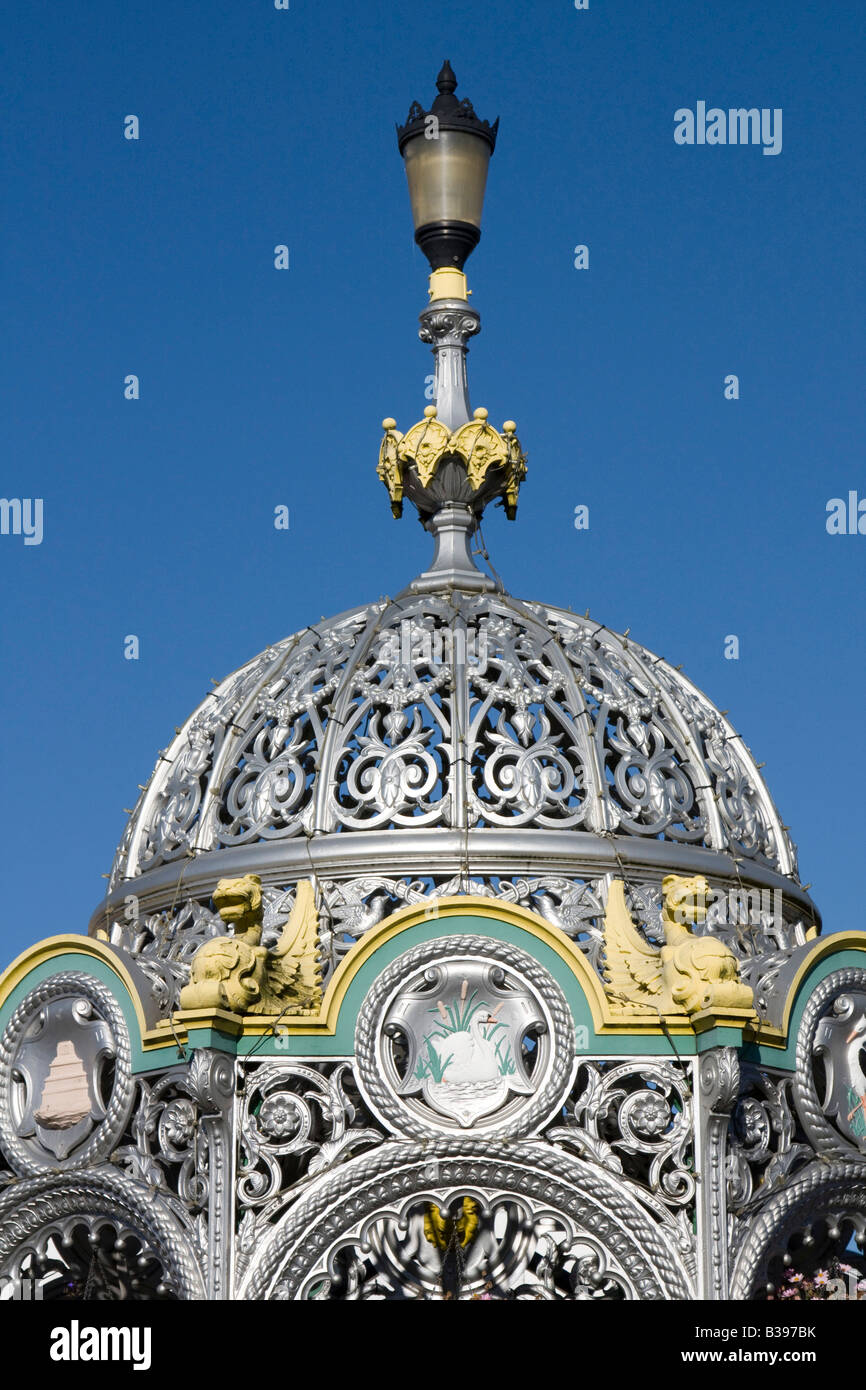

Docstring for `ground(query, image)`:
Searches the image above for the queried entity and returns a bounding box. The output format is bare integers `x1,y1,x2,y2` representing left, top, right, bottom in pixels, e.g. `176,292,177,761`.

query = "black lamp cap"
397,60,499,154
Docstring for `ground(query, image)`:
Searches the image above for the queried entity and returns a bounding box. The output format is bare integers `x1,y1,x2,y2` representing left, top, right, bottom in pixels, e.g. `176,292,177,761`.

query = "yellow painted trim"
146,1020,189,1049
169,895,760,1040
744,931,866,1049
157,1009,245,1042
0,934,150,1040
319,895,611,1033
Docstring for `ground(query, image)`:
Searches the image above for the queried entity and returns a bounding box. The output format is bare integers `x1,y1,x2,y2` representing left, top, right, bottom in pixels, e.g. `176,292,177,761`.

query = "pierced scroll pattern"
115,1073,209,1229
663,675,782,868
138,646,287,870
235,1062,385,1279
112,592,796,881
216,617,367,844
548,1062,695,1209
548,616,703,842
726,1067,810,1222
545,1059,696,1275
467,611,589,828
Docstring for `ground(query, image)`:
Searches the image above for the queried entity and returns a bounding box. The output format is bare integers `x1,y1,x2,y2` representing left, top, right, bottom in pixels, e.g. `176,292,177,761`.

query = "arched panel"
0,1167,206,1300
731,1160,866,1300
240,1138,692,1301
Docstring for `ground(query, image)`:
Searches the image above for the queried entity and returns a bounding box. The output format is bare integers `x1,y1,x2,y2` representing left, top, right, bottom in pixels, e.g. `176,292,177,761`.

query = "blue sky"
2,0,863,961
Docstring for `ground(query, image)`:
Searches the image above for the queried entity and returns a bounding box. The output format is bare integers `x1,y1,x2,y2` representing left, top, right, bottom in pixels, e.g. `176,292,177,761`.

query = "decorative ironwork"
0,975,134,1176
95,867,813,1018
114,1050,233,1298
235,1060,384,1276
106,595,797,884
548,1059,695,1215
3,54,851,1314
239,1138,693,1301
730,1160,866,1300
727,1066,810,1214
793,968,866,1160
0,1168,206,1300
354,936,575,1139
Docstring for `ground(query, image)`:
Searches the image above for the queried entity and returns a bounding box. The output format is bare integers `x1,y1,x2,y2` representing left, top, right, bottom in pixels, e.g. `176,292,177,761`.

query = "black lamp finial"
436,60,457,97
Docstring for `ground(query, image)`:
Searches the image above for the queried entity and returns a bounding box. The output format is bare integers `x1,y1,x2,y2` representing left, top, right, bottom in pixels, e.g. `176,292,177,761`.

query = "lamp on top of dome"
378,61,522,593
397,60,498,277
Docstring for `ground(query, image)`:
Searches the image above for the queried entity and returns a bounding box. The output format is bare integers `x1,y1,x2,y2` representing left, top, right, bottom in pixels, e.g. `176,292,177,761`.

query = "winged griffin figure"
179,874,322,1016
602,874,754,1017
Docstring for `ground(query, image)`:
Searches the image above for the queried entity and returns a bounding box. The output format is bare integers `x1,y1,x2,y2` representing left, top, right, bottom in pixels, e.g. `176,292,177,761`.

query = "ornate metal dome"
88,55,815,1020
112,589,797,883
93,581,816,1021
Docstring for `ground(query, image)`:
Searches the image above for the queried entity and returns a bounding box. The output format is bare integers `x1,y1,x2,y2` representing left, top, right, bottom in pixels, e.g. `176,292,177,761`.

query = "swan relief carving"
428,1013,502,1085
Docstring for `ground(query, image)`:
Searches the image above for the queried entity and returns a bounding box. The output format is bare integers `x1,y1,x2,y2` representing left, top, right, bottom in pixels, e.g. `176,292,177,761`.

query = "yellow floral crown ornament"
377,406,527,523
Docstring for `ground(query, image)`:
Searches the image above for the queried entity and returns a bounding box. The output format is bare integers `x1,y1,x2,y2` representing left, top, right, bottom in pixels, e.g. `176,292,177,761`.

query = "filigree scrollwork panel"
113,1049,233,1296
467,612,590,829
327,606,456,830
726,1066,811,1217
138,643,293,870
235,1061,385,1273
546,1058,695,1270
115,1073,211,1235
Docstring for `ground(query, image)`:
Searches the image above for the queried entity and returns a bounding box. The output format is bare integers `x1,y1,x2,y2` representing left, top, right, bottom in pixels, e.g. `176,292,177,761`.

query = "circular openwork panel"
0,973,134,1176
354,935,575,1139
793,968,866,1161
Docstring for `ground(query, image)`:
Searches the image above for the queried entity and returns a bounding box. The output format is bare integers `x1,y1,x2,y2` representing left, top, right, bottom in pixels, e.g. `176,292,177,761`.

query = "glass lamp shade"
402,128,493,270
